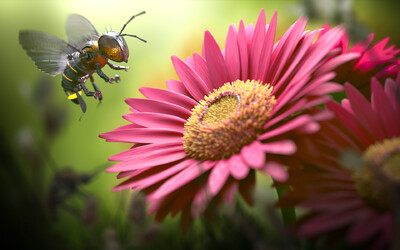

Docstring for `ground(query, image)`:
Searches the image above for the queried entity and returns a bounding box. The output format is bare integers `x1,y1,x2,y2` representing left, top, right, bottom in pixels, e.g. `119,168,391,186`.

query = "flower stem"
275,185,296,225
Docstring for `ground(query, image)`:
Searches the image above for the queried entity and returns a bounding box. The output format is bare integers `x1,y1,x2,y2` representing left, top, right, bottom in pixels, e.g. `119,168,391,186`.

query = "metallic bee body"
19,12,146,113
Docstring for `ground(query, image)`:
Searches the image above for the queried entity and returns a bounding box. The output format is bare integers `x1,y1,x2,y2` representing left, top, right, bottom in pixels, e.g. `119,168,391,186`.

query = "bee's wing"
19,30,77,76
66,14,99,47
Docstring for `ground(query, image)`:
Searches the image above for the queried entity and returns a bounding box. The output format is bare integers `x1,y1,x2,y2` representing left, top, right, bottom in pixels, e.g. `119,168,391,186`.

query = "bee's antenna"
119,11,145,34
120,34,147,43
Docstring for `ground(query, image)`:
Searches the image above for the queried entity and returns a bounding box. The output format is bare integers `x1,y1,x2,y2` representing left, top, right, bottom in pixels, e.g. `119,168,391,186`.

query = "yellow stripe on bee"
63,74,73,82
67,61,77,73
67,91,83,100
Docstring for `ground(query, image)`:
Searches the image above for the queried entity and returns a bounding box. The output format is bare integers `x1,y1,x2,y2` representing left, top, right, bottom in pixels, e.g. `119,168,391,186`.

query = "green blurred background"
1,0,399,249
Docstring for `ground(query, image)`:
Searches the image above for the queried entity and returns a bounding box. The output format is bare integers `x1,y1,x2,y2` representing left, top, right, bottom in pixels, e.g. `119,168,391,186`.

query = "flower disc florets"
183,80,276,161
353,137,400,211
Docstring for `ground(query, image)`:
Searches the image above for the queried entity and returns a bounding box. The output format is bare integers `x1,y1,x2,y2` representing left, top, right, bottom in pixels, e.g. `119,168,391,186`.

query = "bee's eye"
98,36,123,62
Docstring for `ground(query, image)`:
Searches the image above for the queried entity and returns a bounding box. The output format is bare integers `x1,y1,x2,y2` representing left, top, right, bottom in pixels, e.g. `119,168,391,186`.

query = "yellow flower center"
352,137,400,211
201,96,239,125
182,80,276,161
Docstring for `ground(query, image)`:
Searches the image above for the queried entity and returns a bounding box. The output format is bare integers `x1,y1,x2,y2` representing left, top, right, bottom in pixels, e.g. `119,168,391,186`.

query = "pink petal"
341,98,354,114
204,30,230,89
147,199,163,215
265,98,308,128
185,56,194,68
112,160,194,191
371,79,400,136
345,83,386,140
257,11,277,81
298,209,369,238
149,161,214,200
222,182,238,205
260,140,297,155
107,147,186,173
303,96,332,110
294,120,320,134
307,82,344,96
271,17,307,84
166,79,192,97
249,8,266,79
117,170,135,179
171,55,210,101
348,209,383,243
193,53,212,91
245,24,254,49
299,197,363,211
125,98,191,119
181,207,192,232
326,100,371,146
208,159,230,195
384,78,400,119
154,200,174,221
272,72,310,114
224,25,240,81
191,186,211,218
299,27,344,77
312,180,357,191
310,108,335,121
385,77,400,104
294,72,336,98
300,191,359,208
260,161,288,181
240,141,265,169
273,29,319,92
349,33,373,54
260,114,312,140
170,183,199,218
238,170,255,205
109,141,182,161
372,213,393,250
277,27,343,103
315,52,360,76
114,123,141,129
139,87,198,110
228,154,250,179
100,128,182,143
238,20,249,81
123,112,186,131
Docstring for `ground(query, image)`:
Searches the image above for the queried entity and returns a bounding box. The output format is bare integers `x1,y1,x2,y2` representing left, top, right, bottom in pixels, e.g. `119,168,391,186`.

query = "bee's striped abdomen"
61,59,87,101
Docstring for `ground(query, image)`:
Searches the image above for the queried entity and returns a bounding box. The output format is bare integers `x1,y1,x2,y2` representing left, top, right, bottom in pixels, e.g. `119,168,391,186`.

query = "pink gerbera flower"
278,73,400,249
100,9,356,229
321,25,400,96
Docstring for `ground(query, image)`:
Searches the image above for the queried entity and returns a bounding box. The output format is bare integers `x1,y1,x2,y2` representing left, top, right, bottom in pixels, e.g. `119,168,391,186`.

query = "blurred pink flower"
279,73,400,249
321,24,400,96
100,9,354,229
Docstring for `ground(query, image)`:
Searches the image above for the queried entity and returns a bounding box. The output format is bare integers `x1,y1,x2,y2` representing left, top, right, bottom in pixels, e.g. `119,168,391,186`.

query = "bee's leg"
89,75,102,101
75,91,87,114
107,61,129,72
78,75,89,84
96,64,120,84
79,81,95,97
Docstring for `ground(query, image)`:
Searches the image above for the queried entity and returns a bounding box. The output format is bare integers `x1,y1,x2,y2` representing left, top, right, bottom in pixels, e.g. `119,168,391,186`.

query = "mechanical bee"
19,11,146,113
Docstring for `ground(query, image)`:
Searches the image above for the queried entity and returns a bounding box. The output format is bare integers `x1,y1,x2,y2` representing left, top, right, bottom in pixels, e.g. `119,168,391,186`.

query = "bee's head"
98,11,146,63
98,31,129,62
